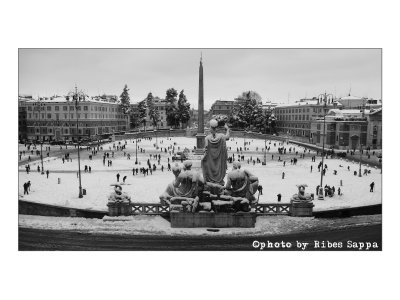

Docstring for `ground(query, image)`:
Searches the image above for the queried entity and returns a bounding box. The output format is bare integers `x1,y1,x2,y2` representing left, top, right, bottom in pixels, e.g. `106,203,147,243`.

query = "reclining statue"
159,163,182,205
160,161,204,212
224,162,259,203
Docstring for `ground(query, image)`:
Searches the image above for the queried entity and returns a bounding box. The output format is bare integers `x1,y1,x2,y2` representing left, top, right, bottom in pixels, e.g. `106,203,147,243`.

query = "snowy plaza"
18,136,382,212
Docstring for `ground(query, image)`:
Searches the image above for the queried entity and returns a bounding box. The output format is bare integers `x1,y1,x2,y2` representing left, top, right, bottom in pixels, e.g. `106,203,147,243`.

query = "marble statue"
201,119,230,185
108,184,131,204
160,161,204,212
291,184,312,201
224,162,259,202
159,163,182,205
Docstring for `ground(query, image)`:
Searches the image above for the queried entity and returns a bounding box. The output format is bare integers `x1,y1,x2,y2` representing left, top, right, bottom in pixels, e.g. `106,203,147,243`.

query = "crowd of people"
19,136,379,203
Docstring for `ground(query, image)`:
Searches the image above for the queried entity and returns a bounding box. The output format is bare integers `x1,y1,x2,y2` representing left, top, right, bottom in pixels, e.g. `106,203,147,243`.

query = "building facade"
18,96,31,140
24,96,129,142
274,98,339,142
209,100,235,117
310,109,382,150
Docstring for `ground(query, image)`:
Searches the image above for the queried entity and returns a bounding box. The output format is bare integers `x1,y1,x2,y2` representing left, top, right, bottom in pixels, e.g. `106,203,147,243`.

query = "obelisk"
196,54,206,153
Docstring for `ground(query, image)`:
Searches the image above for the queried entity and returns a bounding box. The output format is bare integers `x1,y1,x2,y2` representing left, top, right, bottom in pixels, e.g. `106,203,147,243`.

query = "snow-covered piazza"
18,136,381,212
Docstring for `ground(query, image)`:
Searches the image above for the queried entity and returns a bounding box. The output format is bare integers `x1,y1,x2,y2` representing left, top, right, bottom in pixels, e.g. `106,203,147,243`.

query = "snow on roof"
25,96,121,105
339,95,364,101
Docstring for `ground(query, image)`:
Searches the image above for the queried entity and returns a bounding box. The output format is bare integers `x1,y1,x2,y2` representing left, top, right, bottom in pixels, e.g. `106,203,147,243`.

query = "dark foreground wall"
19,200,107,219
313,204,381,218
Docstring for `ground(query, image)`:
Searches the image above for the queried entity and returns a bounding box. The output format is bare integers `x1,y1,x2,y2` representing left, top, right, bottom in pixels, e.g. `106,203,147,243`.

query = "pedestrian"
116,173,120,182
37,165,40,173
277,193,282,202
370,182,375,192
123,176,127,183
89,166,91,173
46,170,49,178
27,181,31,192
338,187,341,195
282,172,285,179
310,165,313,172
257,185,263,195
23,182,28,195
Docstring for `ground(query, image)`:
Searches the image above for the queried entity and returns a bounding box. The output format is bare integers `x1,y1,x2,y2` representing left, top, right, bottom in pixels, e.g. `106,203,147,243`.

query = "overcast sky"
19,49,381,110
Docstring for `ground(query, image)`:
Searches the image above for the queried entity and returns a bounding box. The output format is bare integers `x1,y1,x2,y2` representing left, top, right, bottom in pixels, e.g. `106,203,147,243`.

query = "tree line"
218,90,277,133
119,85,191,131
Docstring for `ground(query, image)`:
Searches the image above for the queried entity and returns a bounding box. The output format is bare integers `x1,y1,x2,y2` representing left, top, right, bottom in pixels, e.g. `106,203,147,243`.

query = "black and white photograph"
18,48,382,251
4,1,399,299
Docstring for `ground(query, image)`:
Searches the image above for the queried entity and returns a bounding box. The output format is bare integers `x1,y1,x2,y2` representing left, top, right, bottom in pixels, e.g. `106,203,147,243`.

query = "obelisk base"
196,133,206,150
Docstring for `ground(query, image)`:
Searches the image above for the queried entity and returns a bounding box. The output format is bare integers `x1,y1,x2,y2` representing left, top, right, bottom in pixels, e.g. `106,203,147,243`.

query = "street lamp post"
358,99,366,177
244,130,246,150
317,92,333,200
135,134,138,164
68,86,85,198
35,100,45,174
155,128,158,148
40,141,44,175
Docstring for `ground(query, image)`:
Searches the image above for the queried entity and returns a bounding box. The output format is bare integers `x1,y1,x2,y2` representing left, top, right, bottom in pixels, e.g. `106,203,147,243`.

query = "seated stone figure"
160,161,204,212
108,184,131,203
291,184,312,201
224,162,259,203
107,184,132,216
159,163,182,205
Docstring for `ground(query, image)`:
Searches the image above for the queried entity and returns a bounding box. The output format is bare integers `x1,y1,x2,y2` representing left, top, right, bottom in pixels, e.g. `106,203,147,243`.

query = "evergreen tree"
230,90,264,130
146,92,160,129
177,90,191,128
119,84,130,113
165,88,178,128
138,99,147,131
235,90,262,103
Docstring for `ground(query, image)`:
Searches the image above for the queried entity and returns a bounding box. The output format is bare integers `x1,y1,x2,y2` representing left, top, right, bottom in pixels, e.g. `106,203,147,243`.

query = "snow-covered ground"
18,214,382,236
18,137,381,211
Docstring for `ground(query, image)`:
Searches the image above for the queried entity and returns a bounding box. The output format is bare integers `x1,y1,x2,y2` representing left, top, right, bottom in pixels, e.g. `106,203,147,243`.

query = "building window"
70,106,74,111
63,106,68,111
55,106,59,111
47,114,51,119
85,114,88,119
84,106,88,111
28,106,32,111
47,106,51,111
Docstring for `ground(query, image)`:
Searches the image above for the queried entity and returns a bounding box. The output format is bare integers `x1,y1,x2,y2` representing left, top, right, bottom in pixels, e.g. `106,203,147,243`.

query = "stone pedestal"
290,200,314,217
170,211,256,228
107,201,132,216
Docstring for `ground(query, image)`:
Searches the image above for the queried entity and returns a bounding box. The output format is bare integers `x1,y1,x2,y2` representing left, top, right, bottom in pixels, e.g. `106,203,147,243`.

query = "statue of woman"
201,120,230,185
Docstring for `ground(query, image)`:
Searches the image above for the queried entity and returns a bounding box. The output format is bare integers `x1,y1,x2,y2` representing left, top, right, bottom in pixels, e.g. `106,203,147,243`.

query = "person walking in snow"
116,173,120,182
